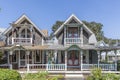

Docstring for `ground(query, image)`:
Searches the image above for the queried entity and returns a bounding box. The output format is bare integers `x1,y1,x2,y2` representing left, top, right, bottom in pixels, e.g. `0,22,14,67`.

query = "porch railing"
47,64,66,71
65,38,81,44
28,64,46,71
82,64,116,71
12,37,32,45
0,64,10,69
27,64,66,71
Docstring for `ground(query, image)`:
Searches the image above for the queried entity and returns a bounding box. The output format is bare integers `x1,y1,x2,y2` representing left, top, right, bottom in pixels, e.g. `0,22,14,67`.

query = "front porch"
1,45,118,72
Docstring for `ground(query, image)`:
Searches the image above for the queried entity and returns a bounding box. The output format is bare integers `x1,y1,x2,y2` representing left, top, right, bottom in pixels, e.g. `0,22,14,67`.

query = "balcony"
65,38,81,44
43,40,54,45
12,37,32,45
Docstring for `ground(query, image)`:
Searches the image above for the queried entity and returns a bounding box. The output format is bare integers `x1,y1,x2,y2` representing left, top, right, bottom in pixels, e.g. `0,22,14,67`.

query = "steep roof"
54,14,93,36
42,30,48,37
4,14,46,37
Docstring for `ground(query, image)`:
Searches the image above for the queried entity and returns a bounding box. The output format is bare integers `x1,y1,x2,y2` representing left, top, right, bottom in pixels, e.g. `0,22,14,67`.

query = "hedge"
0,69,22,80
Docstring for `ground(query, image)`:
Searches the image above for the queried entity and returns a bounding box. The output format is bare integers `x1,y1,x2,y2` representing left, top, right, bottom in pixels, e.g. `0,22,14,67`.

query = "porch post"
7,51,10,65
32,51,34,64
46,50,48,70
105,51,108,62
114,50,117,71
54,50,57,64
80,50,83,71
26,51,30,72
65,50,67,71
97,50,100,68
9,50,13,70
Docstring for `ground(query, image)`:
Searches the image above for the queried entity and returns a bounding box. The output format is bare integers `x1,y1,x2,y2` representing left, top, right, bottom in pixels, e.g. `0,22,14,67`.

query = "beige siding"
57,32,64,45
34,32,42,45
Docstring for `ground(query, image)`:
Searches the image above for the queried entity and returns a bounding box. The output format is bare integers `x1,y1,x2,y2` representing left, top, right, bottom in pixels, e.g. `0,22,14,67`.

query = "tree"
82,21,104,41
52,21,64,32
50,21,64,38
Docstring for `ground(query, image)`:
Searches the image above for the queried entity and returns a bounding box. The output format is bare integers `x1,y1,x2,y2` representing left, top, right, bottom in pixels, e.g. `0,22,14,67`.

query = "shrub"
87,68,120,80
23,71,48,80
0,69,22,80
87,68,103,80
23,71,64,80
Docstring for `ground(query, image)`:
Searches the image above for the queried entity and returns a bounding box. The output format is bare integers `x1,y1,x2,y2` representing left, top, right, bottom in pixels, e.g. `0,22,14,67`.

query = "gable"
4,14,46,37
54,14,93,36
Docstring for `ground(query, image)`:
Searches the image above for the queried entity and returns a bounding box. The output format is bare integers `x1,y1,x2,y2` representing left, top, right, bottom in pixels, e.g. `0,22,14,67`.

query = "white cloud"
0,28,6,33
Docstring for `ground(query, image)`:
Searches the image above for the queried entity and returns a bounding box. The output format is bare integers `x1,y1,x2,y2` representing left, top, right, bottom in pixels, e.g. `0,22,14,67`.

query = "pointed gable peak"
54,14,93,35
14,14,31,24
64,14,82,24
14,14,46,37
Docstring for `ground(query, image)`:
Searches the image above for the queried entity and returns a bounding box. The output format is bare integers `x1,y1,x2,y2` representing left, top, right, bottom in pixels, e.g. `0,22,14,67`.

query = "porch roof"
3,44,120,51
24,45,48,50
3,45,49,50
47,45,65,50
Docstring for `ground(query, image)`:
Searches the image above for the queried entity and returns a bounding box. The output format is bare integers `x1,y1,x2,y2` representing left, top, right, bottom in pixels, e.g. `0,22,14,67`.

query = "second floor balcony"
65,38,81,44
12,37,32,45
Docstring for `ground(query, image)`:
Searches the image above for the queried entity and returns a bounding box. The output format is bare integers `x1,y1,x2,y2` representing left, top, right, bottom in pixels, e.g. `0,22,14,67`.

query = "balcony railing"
43,40,54,45
65,38,81,44
12,37,32,45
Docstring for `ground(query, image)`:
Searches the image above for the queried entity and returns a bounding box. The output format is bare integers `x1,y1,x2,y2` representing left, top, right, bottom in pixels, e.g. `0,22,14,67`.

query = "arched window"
21,29,25,38
21,28,31,38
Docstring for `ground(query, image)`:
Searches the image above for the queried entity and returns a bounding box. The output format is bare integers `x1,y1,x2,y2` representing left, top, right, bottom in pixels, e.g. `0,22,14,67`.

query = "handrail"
12,37,32,45
65,38,81,44
82,64,116,71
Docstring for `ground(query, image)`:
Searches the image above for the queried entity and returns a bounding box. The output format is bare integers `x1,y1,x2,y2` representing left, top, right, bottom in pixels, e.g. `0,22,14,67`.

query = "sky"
0,0,120,39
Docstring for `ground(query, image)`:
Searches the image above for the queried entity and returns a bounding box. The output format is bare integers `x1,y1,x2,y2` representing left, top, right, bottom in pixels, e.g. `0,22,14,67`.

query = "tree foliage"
52,21,64,32
82,21,104,41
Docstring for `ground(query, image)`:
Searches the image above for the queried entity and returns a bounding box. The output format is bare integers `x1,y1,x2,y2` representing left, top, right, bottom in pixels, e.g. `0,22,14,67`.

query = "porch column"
54,50,57,64
46,50,49,70
26,51,30,72
80,50,83,71
80,27,83,45
114,50,117,71
97,51,100,68
105,51,108,62
32,51,34,64
65,50,67,71
9,51,13,70
7,51,10,65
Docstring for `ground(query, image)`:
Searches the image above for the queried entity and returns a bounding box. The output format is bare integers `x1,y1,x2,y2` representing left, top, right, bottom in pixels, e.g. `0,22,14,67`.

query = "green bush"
23,71,64,80
87,68,120,80
23,71,48,80
0,69,22,80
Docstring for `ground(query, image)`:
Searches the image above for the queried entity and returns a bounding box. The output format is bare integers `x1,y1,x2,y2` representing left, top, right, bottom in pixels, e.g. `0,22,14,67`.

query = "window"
35,50,42,63
21,29,31,38
61,51,65,63
68,27,78,38
12,51,17,63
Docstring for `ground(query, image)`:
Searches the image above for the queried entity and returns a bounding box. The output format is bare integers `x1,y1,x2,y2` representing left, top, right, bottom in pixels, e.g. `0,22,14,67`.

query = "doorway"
68,50,79,66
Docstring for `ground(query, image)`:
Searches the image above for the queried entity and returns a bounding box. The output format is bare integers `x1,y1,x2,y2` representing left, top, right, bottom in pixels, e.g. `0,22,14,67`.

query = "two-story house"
1,14,118,71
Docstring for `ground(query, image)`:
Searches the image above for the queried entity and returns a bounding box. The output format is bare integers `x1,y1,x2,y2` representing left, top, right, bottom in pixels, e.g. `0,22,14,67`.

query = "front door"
20,50,26,67
68,50,79,66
